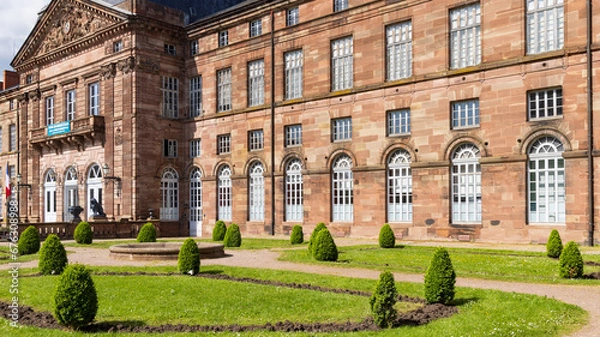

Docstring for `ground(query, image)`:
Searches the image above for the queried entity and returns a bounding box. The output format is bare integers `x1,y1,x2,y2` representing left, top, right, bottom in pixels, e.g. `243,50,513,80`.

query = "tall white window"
387,149,412,222
160,168,179,221
450,4,481,69
526,0,564,55
331,37,353,91
66,90,76,121
219,30,229,47
332,117,352,142
248,60,265,106
89,82,100,116
287,7,299,26
386,21,412,80
250,19,262,37
9,124,16,152
286,159,303,221
163,139,177,158
452,99,480,129
190,40,199,56
162,77,179,118
388,109,411,136
332,155,353,222
249,162,264,221
87,164,103,220
190,139,201,158
44,169,57,222
190,76,202,117
46,96,55,125
249,130,264,151
218,165,232,221
334,0,348,12
217,68,232,112
285,50,303,100
217,134,231,154
451,143,481,223
528,87,562,120
285,124,302,147
528,137,565,223
189,168,203,235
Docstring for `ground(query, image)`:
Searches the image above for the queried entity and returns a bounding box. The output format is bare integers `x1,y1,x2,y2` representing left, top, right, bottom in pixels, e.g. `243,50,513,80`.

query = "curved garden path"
1,238,598,337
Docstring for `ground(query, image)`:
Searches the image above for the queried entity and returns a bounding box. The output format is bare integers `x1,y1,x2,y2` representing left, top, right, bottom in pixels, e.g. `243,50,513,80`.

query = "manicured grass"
279,245,600,284
0,265,587,337
62,238,298,250
0,245,39,265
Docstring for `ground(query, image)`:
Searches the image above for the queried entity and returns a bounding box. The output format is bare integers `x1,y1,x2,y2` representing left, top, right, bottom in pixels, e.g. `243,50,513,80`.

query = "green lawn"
0,245,39,265
62,238,297,250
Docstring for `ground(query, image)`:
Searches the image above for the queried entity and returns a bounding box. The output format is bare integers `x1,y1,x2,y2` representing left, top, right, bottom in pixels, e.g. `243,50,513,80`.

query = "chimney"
2,70,19,90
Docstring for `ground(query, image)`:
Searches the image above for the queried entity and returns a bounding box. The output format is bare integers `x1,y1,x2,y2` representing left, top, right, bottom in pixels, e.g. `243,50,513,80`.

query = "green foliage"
18,225,40,255
546,229,563,258
424,247,456,304
369,271,398,328
54,264,98,329
559,241,584,279
212,220,227,241
38,234,68,275
178,238,200,275
136,222,157,243
308,222,327,256
74,221,93,244
313,228,338,262
290,225,304,245
223,223,242,247
378,224,396,248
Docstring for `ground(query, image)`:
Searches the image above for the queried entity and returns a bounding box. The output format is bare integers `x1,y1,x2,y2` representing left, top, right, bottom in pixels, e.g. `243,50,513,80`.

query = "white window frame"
218,165,232,221
89,82,100,116
163,139,178,158
528,87,562,120
387,109,410,136
190,76,203,117
334,0,348,12
217,134,231,155
285,50,303,100
332,117,352,142
250,19,262,37
190,168,203,224
285,159,303,221
387,149,412,222
219,30,229,47
162,77,179,118
526,0,564,55
9,124,16,152
190,40,199,56
287,7,299,26
160,168,179,221
66,90,76,121
332,155,353,222
450,4,481,69
45,96,55,125
528,137,565,223
249,130,264,151
285,124,302,147
451,143,481,223
248,59,265,106
113,40,123,53
190,139,201,158
331,36,353,91
452,99,480,129
217,68,232,112
249,162,265,221
386,21,412,81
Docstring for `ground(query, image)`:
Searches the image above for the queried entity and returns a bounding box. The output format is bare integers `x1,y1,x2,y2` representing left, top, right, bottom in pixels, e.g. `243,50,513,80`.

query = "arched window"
160,168,179,220
64,167,78,221
218,165,232,221
332,155,353,222
189,167,203,236
528,137,565,223
451,143,481,223
44,169,57,222
285,159,303,221
248,162,264,221
387,149,412,222
87,164,103,219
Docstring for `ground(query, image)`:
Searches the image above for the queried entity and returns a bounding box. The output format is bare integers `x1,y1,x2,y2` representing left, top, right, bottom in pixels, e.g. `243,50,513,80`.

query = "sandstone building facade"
1,0,599,244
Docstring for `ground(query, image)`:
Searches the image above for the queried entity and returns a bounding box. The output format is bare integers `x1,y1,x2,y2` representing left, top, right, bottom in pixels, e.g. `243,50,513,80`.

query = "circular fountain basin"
109,242,225,260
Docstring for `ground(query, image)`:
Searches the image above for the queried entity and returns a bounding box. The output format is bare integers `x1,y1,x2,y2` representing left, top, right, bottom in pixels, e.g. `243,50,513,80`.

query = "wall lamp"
16,173,32,200
102,163,122,195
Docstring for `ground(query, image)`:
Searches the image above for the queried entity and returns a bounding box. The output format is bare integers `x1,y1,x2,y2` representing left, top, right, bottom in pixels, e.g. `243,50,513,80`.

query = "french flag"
5,162,10,199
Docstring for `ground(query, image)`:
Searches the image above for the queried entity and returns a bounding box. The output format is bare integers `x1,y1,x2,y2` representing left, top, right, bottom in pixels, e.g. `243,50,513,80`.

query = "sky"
0,0,51,82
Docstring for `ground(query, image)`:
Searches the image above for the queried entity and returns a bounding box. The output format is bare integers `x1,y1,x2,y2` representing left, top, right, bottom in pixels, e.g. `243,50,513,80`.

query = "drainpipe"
269,10,276,235
587,0,595,246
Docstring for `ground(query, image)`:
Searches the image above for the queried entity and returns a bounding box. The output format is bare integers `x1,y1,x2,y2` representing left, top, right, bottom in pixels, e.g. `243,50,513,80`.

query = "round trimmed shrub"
223,223,242,247
178,238,200,275
559,241,583,279
379,224,395,248
54,264,98,330
136,222,157,243
370,271,398,328
313,228,338,262
18,225,40,255
212,220,227,241
290,225,304,245
424,247,456,305
308,222,327,256
546,229,563,259
74,221,93,244
39,234,68,275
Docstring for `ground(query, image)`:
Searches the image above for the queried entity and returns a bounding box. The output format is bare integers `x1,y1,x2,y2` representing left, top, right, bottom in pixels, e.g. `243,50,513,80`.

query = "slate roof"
147,0,253,24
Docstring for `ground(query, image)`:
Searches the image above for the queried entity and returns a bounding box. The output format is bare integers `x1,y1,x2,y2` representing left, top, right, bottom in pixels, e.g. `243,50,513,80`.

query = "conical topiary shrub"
39,234,68,275
424,247,456,304
313,228,338,261
178,238,200,275
212,220,227,241
18,225,40,255
379,224,395,248
308,222,327,256
559,241,584,279
223,223,242,247
54,264,98,330
370,271,398,328
290,225,304,245
74,221,93,244
136,222,157,243
546,229,563,258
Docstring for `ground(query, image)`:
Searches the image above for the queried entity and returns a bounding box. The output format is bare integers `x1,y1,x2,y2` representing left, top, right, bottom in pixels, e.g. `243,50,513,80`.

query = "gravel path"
1,240,598,337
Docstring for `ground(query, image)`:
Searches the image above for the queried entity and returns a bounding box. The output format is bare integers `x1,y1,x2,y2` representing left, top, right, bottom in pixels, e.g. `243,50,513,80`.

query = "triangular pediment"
12,0,130,69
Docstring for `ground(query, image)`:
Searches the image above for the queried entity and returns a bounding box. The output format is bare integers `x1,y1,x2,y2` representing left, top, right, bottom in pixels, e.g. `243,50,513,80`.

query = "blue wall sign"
47,121,71,136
